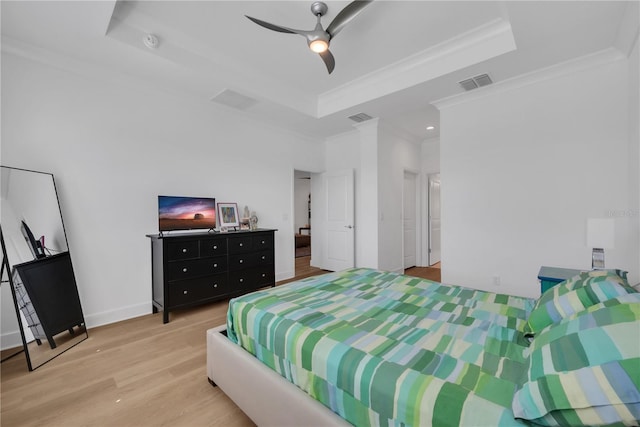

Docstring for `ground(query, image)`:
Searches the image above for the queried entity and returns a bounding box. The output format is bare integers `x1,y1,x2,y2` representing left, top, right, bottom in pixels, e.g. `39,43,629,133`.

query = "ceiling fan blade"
245,15,303,35
319,49,335,74
326,0,373,38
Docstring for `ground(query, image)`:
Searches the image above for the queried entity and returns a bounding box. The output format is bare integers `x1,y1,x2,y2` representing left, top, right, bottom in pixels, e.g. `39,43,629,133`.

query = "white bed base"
207,324,351,426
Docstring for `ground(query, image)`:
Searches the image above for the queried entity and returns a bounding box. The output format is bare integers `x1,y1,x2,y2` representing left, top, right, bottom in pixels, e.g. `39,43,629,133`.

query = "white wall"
438,51,639,298
1,52,324,344
422,138,441,175
377,124,422,272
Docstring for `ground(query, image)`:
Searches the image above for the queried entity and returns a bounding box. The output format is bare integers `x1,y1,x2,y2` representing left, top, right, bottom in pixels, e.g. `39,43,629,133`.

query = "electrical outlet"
493,275,501,286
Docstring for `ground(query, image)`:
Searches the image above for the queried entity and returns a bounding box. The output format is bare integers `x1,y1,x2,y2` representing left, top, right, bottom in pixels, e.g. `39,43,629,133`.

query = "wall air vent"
210,89,258,111
348,112,374,123
459,73,493,91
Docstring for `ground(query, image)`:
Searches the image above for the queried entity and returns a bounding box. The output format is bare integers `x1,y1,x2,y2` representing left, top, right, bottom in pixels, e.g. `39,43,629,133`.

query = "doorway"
403,171,419,269
428,174,441,266
294,170,312,276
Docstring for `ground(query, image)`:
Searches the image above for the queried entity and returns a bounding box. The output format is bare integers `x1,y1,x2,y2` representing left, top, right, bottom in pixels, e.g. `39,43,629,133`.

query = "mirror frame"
0,228,29,366
0,166,87,371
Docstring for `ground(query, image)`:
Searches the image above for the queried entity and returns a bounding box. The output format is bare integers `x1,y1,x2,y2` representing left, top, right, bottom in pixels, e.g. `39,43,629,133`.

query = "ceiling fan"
245,1,373,74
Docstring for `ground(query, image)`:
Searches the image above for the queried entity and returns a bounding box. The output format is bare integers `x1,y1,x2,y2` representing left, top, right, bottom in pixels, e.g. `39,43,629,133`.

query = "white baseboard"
276,270,295,282
83,302,151,329
1,330,23,351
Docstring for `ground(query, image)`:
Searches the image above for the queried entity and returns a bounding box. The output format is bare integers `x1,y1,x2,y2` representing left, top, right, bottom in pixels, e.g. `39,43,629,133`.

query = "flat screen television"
158,196,216,232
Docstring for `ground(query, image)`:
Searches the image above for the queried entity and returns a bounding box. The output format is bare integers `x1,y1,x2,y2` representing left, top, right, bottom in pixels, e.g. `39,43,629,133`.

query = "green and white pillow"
524,270,631,335
513,293,640,426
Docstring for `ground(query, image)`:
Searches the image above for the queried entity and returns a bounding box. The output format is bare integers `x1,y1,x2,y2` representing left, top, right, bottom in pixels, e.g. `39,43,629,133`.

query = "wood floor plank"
1,299,255,427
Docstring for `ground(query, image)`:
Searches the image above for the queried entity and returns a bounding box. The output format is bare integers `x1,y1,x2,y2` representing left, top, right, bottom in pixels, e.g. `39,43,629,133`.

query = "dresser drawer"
200,238,227,257
228,236,253,254
168,274,229,307
229,267,274,291
166,240,199,261
167,256,227,280
229,253,256,270
252,233,274,250
254,267,275,287
255,250,273,266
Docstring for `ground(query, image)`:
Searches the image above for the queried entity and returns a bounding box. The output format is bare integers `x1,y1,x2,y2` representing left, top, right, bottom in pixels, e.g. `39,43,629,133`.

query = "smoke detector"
143,34,159,49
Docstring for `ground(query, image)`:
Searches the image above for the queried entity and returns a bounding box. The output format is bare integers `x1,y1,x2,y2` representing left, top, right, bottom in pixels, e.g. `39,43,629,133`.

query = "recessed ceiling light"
426,126,435,131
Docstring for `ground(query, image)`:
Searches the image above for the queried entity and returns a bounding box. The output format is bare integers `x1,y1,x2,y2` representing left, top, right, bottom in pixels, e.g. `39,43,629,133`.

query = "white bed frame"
206,324,351,426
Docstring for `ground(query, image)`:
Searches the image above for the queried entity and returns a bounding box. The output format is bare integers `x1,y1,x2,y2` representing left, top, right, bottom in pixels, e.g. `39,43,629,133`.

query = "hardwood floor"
404,265,442,282
1,301,255,427
294,255,326,280
1,263,440,426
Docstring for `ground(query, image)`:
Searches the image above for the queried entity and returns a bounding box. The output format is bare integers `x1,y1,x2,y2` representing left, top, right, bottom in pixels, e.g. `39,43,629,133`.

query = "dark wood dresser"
147,229,276,323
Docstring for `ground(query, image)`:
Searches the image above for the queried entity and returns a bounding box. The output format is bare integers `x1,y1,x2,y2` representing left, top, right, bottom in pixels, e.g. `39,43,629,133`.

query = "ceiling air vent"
210,89,258,111
348,112,374,123
458,73,493,91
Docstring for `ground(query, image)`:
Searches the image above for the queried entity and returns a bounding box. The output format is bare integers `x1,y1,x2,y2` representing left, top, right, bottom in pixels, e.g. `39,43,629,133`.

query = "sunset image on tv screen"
158,196,216,231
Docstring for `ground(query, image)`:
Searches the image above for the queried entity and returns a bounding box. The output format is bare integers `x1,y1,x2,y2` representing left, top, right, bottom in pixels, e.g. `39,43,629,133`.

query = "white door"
428,174,441,265
403,171,417,269
323,169,355,271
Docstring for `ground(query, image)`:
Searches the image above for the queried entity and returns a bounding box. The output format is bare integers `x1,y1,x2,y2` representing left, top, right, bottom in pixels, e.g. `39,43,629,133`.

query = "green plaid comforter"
227,268,536,426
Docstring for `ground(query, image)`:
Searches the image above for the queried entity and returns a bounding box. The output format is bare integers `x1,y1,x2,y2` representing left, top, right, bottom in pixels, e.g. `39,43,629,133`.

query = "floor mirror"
0,166,87,371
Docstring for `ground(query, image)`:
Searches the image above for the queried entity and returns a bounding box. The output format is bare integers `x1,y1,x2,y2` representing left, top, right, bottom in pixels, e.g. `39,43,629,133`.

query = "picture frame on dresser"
217,202,239,229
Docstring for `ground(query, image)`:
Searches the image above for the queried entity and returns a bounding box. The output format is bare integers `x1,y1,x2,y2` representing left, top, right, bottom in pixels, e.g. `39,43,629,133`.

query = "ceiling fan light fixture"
309,39,328,53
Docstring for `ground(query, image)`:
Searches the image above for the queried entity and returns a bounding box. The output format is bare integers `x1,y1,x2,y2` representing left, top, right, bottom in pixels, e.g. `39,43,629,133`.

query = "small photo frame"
217,202,239,229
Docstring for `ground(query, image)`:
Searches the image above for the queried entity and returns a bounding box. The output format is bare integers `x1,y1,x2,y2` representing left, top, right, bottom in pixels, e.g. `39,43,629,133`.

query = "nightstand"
537,266,583,294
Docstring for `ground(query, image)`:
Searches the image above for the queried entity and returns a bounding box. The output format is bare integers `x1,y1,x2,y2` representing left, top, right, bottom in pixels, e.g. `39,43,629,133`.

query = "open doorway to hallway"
293,170,324,279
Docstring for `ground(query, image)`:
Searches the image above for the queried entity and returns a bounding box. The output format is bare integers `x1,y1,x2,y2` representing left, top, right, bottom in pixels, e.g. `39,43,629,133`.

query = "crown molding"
317,18,517,118
614,1,639,58
432,47,626,110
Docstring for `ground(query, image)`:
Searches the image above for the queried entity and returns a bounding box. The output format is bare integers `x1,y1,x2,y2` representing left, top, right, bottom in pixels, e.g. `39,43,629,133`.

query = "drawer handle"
213,245,218,249
261,255,266,260
261,240,265,244
239,278,244,283
182,248,187,253
183,290,188,295
239,259,243,264
213,263,218,268
239,243,243,247
182,268,188,273
261,273,266,278
213,283,218,288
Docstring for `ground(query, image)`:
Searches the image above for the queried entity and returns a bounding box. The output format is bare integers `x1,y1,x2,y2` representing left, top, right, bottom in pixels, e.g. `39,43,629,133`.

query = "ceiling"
0,1,633,141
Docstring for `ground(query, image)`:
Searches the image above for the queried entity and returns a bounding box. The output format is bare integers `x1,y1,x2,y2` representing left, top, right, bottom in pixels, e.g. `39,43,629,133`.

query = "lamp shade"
587,218,615,249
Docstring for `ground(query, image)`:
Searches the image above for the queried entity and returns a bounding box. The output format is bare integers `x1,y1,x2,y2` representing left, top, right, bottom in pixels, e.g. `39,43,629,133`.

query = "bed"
207,268,640,426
